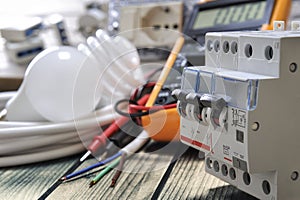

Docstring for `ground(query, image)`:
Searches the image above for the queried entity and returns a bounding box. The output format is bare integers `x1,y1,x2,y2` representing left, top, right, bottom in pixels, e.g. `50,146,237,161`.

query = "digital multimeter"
181,0,291,66
143,0,291,142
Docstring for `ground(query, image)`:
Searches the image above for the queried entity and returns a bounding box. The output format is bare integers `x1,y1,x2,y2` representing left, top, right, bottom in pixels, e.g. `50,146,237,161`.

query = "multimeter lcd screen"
193,1,267,30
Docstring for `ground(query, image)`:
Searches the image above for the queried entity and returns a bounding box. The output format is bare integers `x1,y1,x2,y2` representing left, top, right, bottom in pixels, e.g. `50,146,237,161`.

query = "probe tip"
80,151,92,162
61,177,66,181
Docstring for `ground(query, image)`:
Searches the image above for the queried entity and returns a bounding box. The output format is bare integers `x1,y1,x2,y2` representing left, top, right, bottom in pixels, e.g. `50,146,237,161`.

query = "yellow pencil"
145,36,185,107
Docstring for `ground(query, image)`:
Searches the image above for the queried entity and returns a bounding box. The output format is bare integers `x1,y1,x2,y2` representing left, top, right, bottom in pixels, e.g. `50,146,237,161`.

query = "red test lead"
79,94,150,163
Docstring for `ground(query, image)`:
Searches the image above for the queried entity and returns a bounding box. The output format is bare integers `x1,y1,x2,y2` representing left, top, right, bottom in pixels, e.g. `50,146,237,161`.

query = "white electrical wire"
0,128,95,155
0,92,117,167
120,130,150,156
0,144,85,167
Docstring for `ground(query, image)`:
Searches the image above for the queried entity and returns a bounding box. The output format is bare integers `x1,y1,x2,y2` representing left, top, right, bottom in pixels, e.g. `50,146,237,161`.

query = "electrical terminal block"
177,21,300,200
44,14,69,45
0,17,43,42
109,1,183,49
5,36,44,64
291,21,300,31
78,1,108,37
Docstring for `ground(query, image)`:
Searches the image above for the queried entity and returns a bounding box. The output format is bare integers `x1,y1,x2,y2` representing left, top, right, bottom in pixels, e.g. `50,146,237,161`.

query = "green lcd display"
193,1,267,30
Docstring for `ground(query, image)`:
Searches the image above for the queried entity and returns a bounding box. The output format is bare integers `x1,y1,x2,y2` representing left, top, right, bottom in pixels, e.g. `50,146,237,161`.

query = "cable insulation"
90,157,120,187
63,152,122,180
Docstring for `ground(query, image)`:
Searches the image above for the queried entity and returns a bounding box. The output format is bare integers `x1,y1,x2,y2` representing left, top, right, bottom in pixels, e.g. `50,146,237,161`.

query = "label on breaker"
231,108,247,128
224,106,249,165
223,145,230,156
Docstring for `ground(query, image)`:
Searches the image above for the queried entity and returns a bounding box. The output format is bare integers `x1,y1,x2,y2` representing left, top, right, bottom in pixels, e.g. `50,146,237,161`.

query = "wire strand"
89,157,120,187
120,130,149,157
129,103,176,111
114,99,152,117
62,152,122,180
64,129,149,182
110,153,127,187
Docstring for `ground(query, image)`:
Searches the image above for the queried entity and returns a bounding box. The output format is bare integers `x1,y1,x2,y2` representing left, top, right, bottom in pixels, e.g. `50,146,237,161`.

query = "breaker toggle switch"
200,94,226,110
172,89,188,117
200,94,227,128
186,93,204,122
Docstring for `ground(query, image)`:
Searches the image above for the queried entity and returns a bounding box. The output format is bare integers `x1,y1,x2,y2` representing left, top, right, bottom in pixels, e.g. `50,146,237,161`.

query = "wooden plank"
0,156,78,200
48,151,173,199
158,149,258,200
0,144,259,200
46,145,259,200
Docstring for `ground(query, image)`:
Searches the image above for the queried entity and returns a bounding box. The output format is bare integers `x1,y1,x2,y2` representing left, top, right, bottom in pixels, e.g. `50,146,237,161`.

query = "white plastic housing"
178,29,300,200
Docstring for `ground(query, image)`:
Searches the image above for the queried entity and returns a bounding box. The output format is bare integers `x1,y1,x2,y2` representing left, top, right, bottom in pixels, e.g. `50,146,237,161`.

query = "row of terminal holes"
207,40,238,54
153,24,179,30
206,157,272,196
244,43,274,60
206,40,274,61
152,6,178,30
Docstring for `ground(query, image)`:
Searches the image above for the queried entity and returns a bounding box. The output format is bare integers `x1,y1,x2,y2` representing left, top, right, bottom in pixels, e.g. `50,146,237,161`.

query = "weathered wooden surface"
158,148,257,200
0,143,257,200
0,156,78,200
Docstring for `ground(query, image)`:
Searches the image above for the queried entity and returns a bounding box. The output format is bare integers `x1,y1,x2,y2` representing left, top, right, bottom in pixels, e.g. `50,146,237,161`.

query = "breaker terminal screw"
251,122,259,131
289,63,297,73
291,171,299,181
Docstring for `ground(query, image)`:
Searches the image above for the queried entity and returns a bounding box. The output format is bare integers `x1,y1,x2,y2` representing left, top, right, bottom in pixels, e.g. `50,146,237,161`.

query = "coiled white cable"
0,91,117,167
0,30,145,167
0,144,84,167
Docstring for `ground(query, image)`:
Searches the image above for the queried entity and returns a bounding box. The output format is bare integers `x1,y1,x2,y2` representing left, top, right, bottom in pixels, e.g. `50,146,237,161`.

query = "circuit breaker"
174,22,300,200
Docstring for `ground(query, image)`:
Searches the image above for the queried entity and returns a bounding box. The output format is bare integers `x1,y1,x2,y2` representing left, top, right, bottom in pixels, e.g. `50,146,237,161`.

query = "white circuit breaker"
174,22,300,200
